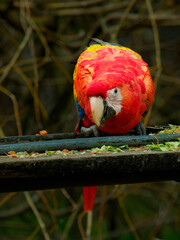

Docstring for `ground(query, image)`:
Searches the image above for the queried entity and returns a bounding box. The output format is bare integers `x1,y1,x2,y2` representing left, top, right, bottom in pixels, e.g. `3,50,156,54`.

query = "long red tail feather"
83,186,97,212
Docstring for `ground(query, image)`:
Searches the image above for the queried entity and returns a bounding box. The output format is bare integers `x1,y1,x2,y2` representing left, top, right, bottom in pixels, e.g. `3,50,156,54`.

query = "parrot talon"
81,125,100,137
134,122,147,135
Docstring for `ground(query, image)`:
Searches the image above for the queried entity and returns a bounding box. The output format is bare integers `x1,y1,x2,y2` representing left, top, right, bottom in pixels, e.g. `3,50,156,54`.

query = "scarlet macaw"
73,38,155,212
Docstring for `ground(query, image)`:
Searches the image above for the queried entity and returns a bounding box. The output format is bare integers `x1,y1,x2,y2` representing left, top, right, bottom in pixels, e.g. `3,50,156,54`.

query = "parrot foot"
134,122,146,135
81,125,100,137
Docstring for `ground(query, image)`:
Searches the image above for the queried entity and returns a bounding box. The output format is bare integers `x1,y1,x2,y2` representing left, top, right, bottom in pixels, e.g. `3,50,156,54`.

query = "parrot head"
89,90,122,128
85,71,145,133
86,73,131,129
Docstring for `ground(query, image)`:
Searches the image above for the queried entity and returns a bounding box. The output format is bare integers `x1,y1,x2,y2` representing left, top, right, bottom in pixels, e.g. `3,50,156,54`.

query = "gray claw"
134,122,147,135
81,125,100,137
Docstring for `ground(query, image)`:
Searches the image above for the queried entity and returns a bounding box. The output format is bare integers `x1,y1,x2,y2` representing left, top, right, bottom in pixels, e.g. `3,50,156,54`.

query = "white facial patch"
106,88,122,115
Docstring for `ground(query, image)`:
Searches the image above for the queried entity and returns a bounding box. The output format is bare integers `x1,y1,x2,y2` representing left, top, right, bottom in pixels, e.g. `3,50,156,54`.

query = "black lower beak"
101,100,116,123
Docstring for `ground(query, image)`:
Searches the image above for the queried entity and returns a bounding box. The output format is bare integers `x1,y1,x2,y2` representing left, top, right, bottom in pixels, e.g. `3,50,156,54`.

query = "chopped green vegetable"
169,124,175,129
157,124,180,135
91,145,130,152
146,140,180,151
45,150,55,155
165,141,180,148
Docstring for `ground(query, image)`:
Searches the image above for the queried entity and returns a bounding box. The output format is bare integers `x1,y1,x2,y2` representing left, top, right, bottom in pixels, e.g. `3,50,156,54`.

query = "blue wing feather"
76,103,85,119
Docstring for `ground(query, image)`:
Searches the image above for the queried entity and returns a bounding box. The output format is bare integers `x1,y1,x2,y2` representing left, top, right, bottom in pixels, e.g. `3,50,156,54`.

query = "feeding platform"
0,129,179,193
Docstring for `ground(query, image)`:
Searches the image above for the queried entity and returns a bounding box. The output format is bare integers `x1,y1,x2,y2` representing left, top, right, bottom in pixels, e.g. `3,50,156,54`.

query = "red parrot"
73,38,155,212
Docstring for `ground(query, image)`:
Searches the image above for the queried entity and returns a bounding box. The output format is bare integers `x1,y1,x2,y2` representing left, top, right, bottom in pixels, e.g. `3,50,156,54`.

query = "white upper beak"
89,96,104,127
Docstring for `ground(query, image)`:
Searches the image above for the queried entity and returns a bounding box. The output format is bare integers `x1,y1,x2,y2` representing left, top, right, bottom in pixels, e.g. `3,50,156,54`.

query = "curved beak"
89,96,116,127
90,96,104,127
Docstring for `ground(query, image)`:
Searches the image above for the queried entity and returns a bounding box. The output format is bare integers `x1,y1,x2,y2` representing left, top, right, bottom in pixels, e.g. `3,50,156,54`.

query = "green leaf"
159,146,168,151
146,143,160,150
165,141,180,148
168,124,175,129
91,145,129,152
119,145,129,149
45,150,55,155
157,124,180,134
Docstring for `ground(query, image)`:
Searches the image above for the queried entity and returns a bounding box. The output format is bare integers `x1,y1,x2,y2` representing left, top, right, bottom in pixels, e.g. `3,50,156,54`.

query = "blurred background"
0,0,180,136
0,0,180,239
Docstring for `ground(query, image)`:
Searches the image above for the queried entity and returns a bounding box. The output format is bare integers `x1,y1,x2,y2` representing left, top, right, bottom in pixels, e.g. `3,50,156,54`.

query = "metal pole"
0,133,179,154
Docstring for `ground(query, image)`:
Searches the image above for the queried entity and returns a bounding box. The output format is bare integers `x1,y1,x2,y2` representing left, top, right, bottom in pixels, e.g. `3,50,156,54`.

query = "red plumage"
73,40,155,211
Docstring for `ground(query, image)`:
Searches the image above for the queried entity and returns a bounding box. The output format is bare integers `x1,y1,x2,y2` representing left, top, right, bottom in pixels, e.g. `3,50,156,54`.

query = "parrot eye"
114,88,118,94
107,88,121,99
